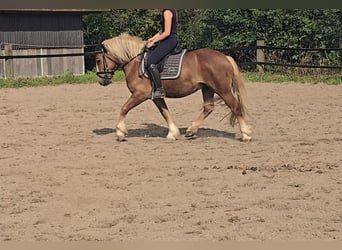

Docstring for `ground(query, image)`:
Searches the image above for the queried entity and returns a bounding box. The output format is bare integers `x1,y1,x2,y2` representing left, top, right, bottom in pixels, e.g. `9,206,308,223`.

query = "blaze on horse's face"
95,52,116,86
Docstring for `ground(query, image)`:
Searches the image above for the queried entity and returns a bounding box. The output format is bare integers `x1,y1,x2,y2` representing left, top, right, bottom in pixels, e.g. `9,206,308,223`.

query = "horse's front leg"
116,94,147,142
153,98,180,140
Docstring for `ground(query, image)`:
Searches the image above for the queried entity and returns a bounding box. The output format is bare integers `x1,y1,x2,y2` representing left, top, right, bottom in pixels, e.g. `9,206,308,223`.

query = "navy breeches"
147,34,178,66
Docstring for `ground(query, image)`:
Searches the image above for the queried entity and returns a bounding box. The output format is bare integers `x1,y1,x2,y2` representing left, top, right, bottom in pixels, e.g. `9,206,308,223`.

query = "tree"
83,9,341,70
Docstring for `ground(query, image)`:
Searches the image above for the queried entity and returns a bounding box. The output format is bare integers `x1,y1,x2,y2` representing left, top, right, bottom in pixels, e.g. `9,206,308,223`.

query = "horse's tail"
226,55,248,126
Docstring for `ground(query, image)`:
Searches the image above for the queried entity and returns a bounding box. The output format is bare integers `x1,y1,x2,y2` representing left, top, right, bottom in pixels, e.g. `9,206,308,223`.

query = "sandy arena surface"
0,81,341,241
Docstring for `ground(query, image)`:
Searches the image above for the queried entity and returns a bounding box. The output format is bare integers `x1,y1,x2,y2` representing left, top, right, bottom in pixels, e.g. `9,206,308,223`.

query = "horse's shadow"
93,123,236,139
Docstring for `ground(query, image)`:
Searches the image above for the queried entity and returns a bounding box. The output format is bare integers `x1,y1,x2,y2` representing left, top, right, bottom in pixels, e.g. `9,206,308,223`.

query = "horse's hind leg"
221,93,252,142
185,87,215,138
237,116,252,142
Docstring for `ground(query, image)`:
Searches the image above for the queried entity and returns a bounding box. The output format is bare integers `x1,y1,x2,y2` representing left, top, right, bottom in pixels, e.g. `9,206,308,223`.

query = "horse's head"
95,34,145,86
95,44,119,86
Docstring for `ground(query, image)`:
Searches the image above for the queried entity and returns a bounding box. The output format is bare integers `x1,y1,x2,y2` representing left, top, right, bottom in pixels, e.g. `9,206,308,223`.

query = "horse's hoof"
116,136,127,142
117,138,127,142
184,134,197,140
116,127,128,142
240,136,252,143
185,130,196,137
185,130,197,140
166,134,178,141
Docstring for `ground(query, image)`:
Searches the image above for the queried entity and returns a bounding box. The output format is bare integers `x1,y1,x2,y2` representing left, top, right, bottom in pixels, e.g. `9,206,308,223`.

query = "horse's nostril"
98,78,112,86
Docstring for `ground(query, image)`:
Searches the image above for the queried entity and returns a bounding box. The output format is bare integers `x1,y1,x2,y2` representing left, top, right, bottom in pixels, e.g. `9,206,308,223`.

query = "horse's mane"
102,33,145,65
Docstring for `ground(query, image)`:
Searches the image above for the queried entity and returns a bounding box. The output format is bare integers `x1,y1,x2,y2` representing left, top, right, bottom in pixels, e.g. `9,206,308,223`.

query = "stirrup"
152,88,165,99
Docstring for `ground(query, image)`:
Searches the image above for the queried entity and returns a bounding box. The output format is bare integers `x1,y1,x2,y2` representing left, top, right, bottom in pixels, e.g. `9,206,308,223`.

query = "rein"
121,51,144,69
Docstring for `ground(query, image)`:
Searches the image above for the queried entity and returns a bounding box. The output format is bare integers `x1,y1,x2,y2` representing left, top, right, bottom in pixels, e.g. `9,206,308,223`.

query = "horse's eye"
96,60,101,64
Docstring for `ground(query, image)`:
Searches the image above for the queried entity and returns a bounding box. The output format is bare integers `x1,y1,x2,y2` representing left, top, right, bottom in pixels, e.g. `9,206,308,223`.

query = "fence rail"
0,44,85,78
1,41,341,78
219,42,342,71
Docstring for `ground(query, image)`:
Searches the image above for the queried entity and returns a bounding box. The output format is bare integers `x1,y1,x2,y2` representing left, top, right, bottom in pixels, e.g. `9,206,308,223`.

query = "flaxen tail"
226,55,248,126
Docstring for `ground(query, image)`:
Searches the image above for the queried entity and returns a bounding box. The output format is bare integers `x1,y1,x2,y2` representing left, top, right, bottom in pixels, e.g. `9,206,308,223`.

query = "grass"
0,70,125,88
243,71,342,85
0,70,341,88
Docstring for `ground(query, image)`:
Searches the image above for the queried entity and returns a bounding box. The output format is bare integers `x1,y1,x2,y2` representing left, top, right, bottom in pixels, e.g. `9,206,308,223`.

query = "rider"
146,9,178,99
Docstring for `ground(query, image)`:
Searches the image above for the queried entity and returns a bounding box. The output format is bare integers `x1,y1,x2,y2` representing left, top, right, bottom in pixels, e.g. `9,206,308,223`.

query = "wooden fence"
1,41,341,78
220,40,342,73
0,44,84,78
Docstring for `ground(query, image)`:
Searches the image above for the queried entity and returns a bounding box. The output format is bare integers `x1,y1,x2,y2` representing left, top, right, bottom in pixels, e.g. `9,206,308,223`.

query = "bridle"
96,46,145,80
96,48,119,80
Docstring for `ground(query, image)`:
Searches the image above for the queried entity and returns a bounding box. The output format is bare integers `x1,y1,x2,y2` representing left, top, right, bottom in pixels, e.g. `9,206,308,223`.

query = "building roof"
0,9,110,14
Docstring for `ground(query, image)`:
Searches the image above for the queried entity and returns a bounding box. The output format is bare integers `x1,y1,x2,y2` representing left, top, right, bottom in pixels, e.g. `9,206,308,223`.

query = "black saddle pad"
141,49,187,80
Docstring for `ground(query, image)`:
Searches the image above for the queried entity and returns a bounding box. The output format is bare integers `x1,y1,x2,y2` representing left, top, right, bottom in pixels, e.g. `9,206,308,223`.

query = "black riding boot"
148,64,165,99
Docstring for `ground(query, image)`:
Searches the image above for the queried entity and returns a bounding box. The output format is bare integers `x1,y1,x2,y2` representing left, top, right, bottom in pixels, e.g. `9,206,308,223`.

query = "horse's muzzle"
98,78,112,86
97,72,113,86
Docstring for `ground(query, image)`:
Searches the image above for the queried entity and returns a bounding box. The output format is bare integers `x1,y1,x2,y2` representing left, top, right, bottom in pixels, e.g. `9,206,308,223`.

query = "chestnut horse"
95,33,252,142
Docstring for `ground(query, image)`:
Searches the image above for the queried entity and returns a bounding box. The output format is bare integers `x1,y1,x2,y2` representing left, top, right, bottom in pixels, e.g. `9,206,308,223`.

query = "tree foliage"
83,9,341,71
83,9,161,45
84,9,341,49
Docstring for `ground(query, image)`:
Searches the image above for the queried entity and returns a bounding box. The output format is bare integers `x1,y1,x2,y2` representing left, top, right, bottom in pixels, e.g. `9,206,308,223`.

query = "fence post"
4,44,14,78
256,40,265,73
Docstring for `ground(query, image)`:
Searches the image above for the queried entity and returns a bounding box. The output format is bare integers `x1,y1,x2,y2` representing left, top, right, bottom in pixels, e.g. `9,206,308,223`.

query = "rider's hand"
146,39,155,48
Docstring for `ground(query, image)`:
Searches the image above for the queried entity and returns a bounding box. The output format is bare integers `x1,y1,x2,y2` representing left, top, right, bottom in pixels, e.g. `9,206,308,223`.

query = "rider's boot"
148,64,165,99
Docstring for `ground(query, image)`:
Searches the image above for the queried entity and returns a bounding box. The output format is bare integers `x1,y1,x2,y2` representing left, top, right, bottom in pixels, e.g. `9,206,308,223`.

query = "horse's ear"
95,38,105,53
101,42,108,54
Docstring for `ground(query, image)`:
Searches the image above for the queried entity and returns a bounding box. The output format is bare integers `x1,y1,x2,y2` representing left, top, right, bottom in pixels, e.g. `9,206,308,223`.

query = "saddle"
141,42,187,80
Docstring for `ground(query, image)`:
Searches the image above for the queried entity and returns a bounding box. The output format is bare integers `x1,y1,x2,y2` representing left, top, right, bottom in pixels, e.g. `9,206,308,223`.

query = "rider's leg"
147,64,165,99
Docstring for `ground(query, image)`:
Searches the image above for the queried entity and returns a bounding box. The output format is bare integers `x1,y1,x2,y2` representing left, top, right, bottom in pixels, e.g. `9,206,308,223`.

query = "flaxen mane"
102,33,145,65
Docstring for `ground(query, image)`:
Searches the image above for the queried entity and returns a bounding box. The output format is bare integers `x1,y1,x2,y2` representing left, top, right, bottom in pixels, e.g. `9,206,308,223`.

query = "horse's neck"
122,58,140,78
